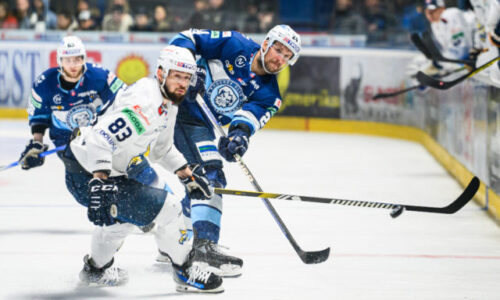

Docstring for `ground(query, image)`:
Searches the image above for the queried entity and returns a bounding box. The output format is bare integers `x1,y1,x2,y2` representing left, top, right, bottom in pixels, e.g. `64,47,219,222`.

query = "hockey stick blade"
416,56,500,90
373,66,466,99
403,176,479,214
0,145,67,172
215,176,479,216
299,247,330,264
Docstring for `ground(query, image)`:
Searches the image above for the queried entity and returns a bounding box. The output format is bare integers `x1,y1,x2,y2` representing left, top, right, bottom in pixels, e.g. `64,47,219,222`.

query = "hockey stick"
195,94,330,264
416,56,500,90
412,32,475,67
0,145,66,172
372,66,466,99
215,176,479,218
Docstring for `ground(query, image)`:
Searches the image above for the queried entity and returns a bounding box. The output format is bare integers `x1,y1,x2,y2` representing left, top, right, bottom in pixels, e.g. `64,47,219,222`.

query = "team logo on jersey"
235,55,247,68
66,104,97,129
207,79,244,115
53,94,62,104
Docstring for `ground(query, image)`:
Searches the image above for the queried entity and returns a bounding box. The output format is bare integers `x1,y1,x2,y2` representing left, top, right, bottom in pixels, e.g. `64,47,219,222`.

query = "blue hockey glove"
126,154,158,186
87,178,118,226
19,139,49,170
180,165,214,200
186,66,207,101
218,129,249,162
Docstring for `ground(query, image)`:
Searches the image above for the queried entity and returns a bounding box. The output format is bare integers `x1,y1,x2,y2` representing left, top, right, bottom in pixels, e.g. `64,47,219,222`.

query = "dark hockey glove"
87,178,118,226
186,66,207,101
180,165,214,200
19,139,49,170
126,154,159,186
218,129,250,162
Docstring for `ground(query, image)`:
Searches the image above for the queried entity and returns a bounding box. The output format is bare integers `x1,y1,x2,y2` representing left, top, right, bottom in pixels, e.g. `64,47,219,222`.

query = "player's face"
264,41,293,73
425,7,444,23
165,70,192,104
60,56,85,81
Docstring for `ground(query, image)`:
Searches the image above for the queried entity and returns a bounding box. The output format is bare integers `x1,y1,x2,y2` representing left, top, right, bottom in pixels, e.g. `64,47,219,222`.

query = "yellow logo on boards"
115,54,150,85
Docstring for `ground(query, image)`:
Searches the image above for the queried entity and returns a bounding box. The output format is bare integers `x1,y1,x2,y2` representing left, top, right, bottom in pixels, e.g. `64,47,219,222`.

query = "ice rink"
1,120,499,300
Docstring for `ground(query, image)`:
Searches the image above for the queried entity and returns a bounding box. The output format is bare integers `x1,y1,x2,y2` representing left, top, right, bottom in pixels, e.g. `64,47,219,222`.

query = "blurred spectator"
56,9,78,31
15,0,32,29
130,6,153,32
0,1,18,28
78,9,97,30
76,0,101,26
205,0,233,30
152,5,172,32
257,3,275,33
186,0,211,29
362,0,398,41
102,3,133,32
400,2,428,33
29,0,57,31
329,0,366,34
243,1,260,33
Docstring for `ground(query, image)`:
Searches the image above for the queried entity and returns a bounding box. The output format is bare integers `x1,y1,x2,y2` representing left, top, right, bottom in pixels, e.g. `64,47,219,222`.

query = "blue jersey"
170,29,282,135
28,63,125,146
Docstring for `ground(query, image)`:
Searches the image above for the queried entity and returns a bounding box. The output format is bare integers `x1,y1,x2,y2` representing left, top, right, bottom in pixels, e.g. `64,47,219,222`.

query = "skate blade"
193,261,242,278
218,264,242,278
176,284,224,294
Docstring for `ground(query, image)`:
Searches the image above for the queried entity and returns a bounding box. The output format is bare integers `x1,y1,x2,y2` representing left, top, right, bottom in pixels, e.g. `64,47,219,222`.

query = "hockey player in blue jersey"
19,35,125,198
167,25,301,276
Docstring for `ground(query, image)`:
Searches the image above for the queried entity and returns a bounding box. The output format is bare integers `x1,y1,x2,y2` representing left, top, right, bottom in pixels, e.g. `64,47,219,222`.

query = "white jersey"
431,7,474,60
70,77,187,177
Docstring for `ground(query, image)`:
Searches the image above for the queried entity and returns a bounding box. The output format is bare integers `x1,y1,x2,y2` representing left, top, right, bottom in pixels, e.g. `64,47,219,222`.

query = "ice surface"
1,120,499,300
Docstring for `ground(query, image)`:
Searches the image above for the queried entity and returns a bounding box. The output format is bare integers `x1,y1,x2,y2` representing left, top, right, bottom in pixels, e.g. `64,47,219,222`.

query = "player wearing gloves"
66,45,223,293
19,36,125,170
168,25,301,276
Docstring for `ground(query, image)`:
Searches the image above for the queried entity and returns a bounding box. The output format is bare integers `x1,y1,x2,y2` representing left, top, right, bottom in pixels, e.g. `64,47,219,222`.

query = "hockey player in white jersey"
420,0,474,76
425,0,473,62
67,45,223,293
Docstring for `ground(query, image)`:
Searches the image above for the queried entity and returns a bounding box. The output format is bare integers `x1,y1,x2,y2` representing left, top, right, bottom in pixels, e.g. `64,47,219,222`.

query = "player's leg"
79,223,135,286
174,120,243,276
153,192,224,293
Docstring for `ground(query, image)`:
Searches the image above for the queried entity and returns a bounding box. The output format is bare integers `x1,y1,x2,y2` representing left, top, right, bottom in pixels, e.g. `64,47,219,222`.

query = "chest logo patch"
66,104,96,129
207,79,244,115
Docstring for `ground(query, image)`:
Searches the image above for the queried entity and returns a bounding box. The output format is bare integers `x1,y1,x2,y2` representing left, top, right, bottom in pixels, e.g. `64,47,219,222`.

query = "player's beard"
166,89,186,105
62,67,84,82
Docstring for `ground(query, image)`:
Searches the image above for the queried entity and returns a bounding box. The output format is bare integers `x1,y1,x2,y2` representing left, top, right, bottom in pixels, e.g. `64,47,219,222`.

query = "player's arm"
169,29,237,59
20,80,51,170
218,86,281,162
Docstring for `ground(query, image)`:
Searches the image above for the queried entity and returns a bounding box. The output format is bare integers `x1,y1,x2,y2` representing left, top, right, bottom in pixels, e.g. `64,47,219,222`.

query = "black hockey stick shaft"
372,66,466,99
416,32,475,67
417,56,500,89
195,94,330,264
215,176,479,216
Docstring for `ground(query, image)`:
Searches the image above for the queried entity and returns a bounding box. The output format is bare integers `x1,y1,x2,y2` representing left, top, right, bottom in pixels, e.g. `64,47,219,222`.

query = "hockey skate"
193,238,243,277
173,253,224,293
79,255,129,287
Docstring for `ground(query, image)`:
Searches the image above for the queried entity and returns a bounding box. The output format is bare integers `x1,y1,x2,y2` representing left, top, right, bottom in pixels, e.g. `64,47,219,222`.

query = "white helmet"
57,36,86,67
157,45,197,99
261,25,301,73
157,45,197,76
